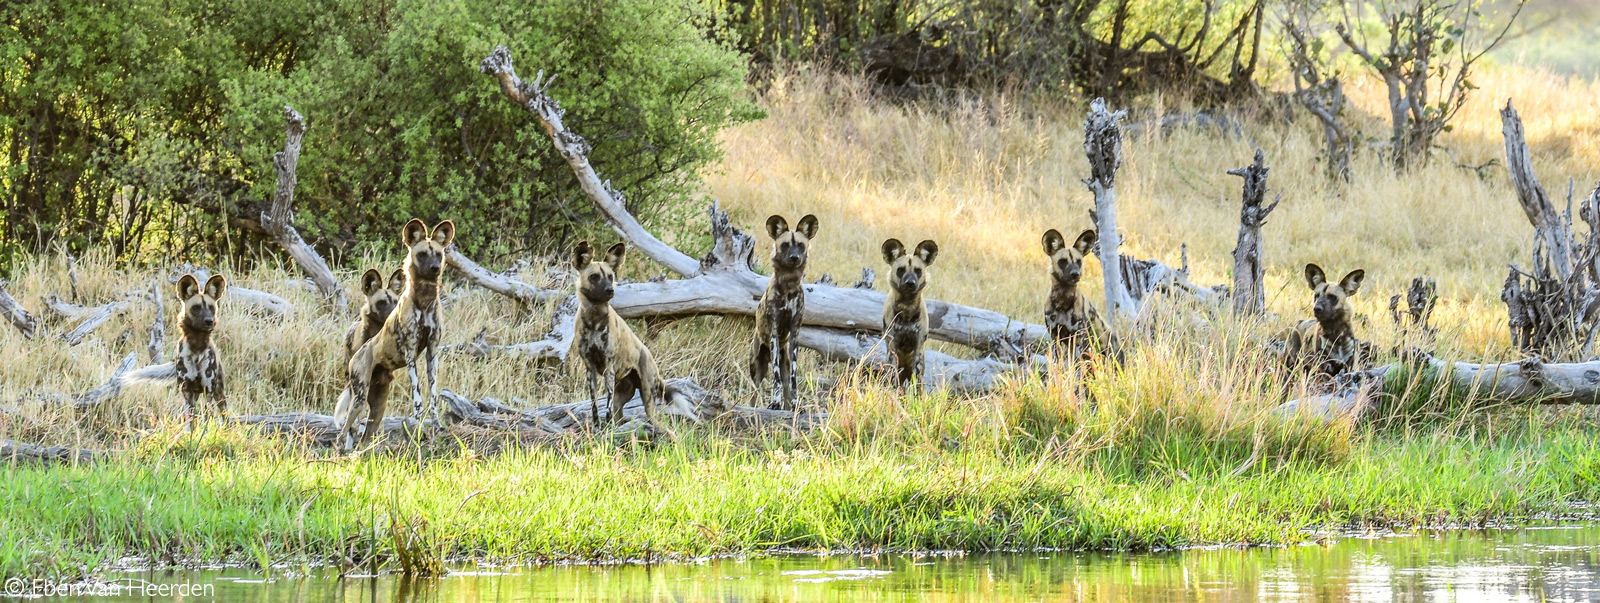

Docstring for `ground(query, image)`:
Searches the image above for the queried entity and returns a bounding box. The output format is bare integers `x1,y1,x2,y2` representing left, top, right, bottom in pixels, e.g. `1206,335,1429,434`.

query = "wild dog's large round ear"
915,240,940,265
604,242,628,270
204,274,227,300
572,241,594,270
361,269,384,296
1072,229,1098,255
1041,229,1065,255
402,218,429,247
387,268,406,292
431,220,455,247
1339,269,1366,295
176,274,201,301
796,214,819,239
765,215,789,239
1305,263,1327,289
881,238,906,264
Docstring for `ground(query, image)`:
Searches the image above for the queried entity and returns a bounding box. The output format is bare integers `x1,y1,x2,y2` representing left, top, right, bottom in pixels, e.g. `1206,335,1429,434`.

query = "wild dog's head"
881,238,939,298
766,214,819,273
1042,228,1096,287
574,241,627,304
176,273,226,333
1305,263,1365,323
401,219,456,284
358,268,405,322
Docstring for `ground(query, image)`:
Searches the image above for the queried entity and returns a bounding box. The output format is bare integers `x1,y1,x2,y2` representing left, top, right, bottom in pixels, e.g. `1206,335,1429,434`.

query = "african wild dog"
750,214,819,410
333,219,454,452
344,268,405,364
120,273,229,421
881,238,939,392
1280,263,1366,375
1041,228,1119,360
573,241,699,433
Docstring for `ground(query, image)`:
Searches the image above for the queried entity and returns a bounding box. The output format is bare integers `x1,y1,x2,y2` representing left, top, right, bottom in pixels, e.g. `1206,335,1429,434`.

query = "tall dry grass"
2,64,1597,454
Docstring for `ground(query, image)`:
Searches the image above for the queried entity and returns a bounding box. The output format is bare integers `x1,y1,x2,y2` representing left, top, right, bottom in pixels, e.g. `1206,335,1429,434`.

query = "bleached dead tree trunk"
1229,149,1280,315
258,106,347,313
1083,98,1137,319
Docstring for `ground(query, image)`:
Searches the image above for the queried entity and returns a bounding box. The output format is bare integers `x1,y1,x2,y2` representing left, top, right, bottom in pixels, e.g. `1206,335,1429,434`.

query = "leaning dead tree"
1499,100,1600,360
1083,98,1137,319
1229,149,1279,315
1284,16,1352,181
257,106,347,312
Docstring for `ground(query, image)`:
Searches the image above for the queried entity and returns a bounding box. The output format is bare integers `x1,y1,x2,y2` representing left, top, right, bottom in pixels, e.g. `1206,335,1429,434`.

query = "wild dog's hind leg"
611,371,638,427
360,369,395,449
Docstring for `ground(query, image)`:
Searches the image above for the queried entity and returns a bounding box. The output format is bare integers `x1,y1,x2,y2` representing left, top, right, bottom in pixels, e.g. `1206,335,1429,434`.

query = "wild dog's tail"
660,381,703,424
117,362,178,387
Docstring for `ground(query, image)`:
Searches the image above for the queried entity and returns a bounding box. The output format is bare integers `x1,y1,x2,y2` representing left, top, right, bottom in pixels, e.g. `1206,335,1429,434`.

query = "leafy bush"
0,0,760,270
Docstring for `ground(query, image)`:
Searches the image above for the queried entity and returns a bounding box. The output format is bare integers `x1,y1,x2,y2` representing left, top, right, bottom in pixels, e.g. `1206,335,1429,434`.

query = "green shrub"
0,0,760,270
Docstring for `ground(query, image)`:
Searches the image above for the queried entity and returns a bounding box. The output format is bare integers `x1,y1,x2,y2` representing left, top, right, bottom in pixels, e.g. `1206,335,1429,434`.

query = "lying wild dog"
1280,263,1366,375
881,238,939,392
334,219,453,452
750,214,819,410
344,268,405,364
120,274,229,421
573,240,698,433
1041,228,1120,361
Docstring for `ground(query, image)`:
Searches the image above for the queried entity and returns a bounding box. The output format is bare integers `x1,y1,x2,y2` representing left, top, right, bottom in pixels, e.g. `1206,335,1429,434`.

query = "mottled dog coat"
344,268,404,364
881,238,939,392
1281,263,1366,375
334,219,454,452
573,241,697,433
1041,228,1118,359
120,273,229,420
750,214,818,410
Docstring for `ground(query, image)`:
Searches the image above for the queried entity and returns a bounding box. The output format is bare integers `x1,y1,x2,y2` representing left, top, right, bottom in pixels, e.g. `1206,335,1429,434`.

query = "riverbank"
4,407,1598,581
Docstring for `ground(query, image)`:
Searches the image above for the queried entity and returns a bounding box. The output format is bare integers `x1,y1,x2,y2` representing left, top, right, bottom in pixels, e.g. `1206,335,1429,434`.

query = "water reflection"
83,525,1600,602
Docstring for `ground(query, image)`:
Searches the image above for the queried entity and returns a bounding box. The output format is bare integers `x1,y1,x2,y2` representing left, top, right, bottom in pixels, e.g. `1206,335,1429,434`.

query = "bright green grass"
4,415,1599,582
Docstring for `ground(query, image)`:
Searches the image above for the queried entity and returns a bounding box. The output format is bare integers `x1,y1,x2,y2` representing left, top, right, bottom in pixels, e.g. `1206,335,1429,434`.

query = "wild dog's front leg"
911,349,926,395
779,330,799,410
210,368,228,419
407,360,424,422
182,391,199,428
424,343,440,423
768,332,784,410
587,368,601,427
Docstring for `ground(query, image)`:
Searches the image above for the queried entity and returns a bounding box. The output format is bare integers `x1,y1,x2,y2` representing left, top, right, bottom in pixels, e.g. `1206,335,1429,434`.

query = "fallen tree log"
445,247,559,307
146,278,166,363
0,280,40,338
1,440,104,464
1277,354,1600,421
258,106,348,312
231,412,425,448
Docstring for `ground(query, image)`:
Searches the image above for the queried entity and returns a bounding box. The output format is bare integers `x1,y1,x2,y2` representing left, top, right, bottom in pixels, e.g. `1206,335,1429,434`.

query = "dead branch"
1279,353,1600,422
478,46,700,277
1502,100,1573,278
445,247,559,307
2,440,103,465
146,278,165,363
1228,149,1280,315
257,106,347,312
0,280,39,338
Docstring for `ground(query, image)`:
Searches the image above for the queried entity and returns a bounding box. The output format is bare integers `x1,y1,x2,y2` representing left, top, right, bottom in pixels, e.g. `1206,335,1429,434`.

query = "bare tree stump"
1082,98,1136,319
1228,149,1280,315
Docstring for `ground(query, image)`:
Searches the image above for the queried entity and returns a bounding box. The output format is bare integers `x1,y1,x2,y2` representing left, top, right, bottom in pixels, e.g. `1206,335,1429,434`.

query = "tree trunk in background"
1082,98,1135,319
258,106,348,313
1228,149,1279,315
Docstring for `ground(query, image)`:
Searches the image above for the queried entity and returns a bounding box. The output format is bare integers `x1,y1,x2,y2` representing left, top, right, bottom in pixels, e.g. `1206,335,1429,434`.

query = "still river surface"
43,525,1600,601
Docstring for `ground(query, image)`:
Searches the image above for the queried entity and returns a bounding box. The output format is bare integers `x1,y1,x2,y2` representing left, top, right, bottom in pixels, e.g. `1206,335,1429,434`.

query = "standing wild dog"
750,214,819,410
573,241,698,433
881,238,939,392
1280,263,1366,375
1041,229,1119,360
120,273,229,421
334,219,454,452
344,268,405,364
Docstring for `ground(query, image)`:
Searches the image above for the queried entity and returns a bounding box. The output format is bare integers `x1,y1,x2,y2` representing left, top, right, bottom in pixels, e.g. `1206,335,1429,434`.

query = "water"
44,526,1600,602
